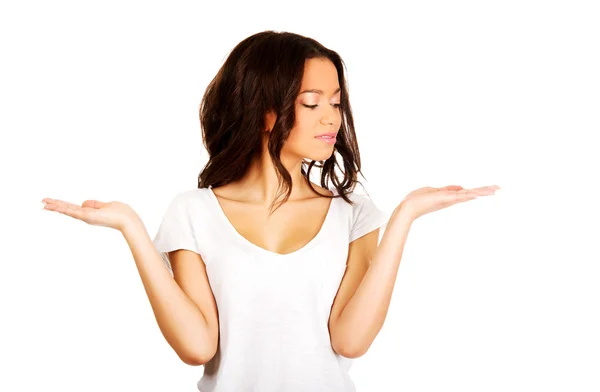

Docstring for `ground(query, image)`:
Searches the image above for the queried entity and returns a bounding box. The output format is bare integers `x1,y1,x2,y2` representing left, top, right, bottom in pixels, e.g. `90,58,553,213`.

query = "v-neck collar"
206,185,337,258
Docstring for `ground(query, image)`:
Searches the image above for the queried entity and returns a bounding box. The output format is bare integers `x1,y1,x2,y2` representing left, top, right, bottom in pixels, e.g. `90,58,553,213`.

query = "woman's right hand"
41,197,140,232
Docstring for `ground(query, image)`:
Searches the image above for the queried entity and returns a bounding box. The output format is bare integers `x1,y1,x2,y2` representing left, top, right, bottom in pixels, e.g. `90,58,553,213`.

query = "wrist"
392,202,415,224
120,216,145,236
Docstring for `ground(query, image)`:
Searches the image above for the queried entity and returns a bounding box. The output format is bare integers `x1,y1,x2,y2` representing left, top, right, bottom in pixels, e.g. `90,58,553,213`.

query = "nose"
320,117,334,126
320,106,338,126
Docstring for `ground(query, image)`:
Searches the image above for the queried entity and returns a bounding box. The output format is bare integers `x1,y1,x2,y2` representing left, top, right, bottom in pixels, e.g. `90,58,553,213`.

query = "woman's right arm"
121,219,219,366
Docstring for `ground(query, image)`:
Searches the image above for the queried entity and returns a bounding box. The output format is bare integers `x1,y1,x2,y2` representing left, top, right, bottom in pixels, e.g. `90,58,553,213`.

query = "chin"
286,141,335,162
306,149,335,162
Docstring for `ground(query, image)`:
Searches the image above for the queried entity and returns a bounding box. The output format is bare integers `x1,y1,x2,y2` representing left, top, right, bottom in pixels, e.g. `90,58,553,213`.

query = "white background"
2,0,599,391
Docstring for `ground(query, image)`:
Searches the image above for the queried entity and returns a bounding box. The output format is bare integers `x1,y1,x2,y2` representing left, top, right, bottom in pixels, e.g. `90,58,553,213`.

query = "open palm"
41,198,139,232
400,184,501,221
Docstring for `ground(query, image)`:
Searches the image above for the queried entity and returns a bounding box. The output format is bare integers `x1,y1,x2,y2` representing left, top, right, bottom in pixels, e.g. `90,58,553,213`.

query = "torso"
210,183,334,256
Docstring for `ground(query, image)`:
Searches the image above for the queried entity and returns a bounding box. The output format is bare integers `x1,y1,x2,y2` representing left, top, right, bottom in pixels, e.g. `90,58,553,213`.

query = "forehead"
300,58,340,92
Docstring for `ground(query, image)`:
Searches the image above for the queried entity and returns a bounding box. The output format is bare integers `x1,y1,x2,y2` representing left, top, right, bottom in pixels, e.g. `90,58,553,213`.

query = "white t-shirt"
152,185,390,392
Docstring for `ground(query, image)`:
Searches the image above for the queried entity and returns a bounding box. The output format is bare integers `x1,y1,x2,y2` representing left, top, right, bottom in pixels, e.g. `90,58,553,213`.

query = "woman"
42,30,499,392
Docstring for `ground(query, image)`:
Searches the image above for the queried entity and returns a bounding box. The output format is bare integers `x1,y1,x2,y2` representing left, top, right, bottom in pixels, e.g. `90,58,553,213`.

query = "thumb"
82,200,107,209
439,185,463,191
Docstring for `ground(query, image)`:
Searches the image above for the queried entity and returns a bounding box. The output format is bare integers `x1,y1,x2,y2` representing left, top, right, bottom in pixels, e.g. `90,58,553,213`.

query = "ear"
264,109,277,132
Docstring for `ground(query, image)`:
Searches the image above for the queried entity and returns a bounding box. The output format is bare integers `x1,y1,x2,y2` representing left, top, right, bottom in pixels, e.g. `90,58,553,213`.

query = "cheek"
283,123,316,153
286,125,310,146
289,113,315,139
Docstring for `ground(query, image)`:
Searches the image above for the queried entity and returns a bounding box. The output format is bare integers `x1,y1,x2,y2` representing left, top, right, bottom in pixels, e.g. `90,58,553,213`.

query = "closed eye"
302,104,341,109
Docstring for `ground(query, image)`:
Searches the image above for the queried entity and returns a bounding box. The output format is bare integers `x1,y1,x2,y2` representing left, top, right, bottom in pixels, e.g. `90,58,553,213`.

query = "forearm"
121,219,214,365
334,207,413,357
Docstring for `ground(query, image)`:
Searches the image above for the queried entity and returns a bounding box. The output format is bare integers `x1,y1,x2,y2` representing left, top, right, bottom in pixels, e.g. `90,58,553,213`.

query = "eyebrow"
299,87,341,95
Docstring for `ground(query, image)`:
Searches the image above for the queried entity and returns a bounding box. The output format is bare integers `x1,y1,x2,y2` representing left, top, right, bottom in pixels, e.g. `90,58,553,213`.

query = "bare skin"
41,57,501,252
210,183,334,256
41,57,501,363
207,57,343,255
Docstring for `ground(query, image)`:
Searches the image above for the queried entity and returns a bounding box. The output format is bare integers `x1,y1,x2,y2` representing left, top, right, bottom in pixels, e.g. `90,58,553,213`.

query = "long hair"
197,30,368,213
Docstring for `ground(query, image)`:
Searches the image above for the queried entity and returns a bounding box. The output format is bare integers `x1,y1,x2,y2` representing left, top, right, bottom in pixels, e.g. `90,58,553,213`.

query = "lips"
315,133,337,145
315,132,337,138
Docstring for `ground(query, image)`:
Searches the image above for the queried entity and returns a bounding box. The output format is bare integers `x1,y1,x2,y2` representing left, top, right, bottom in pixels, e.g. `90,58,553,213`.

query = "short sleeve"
349,193,390,243
152,191,200,277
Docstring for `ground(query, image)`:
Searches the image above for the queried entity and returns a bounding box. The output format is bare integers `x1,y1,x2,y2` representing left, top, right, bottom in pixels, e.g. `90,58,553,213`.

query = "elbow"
181,354,205,366
332,337,368,359
180,351,212,366
179,346,217,366
336,345,366,359
178,329,219,366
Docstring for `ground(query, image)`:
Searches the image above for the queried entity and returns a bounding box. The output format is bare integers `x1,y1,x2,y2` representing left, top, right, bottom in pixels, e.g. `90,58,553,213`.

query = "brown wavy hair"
197,30,370,213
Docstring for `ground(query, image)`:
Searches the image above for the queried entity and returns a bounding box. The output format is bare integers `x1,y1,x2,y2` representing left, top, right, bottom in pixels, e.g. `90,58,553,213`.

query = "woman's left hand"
398,184,501,221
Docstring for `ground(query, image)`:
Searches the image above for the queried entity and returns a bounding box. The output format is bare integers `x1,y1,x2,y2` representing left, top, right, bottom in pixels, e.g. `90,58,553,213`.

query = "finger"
446,189,480,202
474,185,500,192
46,199,82,210
44,200,89,221
440,187,499,209
472,186,498,195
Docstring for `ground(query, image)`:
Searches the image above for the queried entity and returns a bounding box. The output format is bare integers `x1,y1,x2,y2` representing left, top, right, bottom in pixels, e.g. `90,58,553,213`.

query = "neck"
232,143,311,206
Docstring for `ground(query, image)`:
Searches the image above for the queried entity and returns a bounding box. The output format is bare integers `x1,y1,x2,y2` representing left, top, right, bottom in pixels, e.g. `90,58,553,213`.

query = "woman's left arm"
329,206,413,358
330,184,500,357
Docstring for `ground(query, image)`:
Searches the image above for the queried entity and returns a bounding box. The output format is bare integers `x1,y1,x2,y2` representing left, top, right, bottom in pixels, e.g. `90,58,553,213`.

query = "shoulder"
336,188,376,210
313,183,335,197
339,189,389,243
169,187,212,205
158,188,213,224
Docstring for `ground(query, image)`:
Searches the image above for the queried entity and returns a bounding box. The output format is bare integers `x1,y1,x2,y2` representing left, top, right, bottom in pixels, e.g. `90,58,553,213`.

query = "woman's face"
284,58,342,162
